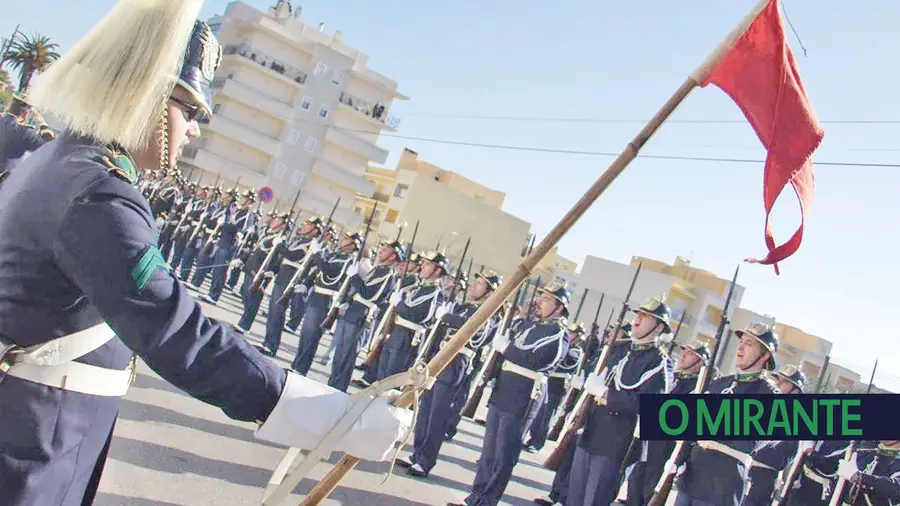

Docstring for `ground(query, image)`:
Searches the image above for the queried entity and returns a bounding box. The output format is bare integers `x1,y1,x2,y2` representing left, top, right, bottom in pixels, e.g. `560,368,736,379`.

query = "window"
299,96,313,111
318,104,330,119
304,137,318,153
393,184,409,198
212,104,221,114
287,129,300,145
291,170,304,186
331,71,344,86
314,62,327,76
273,163,287,178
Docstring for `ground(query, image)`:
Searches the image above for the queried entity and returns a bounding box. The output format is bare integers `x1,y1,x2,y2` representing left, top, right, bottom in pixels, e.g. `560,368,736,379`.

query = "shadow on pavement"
94,492,186,506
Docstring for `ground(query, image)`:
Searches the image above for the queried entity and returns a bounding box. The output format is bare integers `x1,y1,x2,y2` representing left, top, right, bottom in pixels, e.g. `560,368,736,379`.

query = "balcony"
311,158,375,195
222,43,308,86
337,92,400,130
205,115,280,156
325,127,389,164
211,76,293,121
187,148,268,188
373,191,390,203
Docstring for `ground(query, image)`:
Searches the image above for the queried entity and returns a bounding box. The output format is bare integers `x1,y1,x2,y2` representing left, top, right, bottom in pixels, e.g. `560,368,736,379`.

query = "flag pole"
296,1,773,504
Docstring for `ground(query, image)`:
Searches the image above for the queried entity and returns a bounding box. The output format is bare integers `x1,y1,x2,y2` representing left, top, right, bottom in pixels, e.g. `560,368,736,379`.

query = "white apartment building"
181,0,408,227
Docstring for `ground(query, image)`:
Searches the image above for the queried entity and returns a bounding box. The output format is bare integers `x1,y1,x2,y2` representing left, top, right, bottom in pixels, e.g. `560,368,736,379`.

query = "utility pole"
0,25,22,69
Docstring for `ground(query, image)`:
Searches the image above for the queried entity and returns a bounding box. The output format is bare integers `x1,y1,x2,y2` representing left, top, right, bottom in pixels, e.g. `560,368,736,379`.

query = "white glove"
664,461,687,477
338,302,350,315
294,284,308,295
229,259,243,269
836,455,859,481
256,372,412,462
263,271,275,279
570,374,585,391
492,331,511,353
272,235,285,246
797,440,816,454
389,291,402,306
307,240,322,255
217,216,225,225
435,304,450,321
346,263,360,278
584,372,608,398
358,257,374,278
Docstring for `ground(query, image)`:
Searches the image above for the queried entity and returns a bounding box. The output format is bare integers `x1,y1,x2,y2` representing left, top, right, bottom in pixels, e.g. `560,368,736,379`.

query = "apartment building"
575,255,746,345
352,148,531,275
180,0,407,227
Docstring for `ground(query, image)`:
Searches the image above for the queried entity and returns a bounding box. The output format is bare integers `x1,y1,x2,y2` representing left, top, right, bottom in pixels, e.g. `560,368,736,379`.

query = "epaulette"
99,148,138,184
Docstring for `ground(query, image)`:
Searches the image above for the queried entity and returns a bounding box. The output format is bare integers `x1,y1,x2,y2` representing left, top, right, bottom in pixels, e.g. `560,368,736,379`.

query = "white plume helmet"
27,0,204,152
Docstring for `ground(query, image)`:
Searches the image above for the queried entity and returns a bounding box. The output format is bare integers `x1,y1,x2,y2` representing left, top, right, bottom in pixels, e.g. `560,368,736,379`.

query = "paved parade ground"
94,283,556,506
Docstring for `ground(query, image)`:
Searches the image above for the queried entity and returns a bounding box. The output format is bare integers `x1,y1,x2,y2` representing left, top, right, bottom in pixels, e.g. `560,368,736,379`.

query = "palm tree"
4,33,59,92
0,68,11,88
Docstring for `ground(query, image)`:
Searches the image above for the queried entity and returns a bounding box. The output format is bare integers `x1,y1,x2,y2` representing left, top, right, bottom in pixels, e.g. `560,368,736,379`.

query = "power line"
400,112,900,125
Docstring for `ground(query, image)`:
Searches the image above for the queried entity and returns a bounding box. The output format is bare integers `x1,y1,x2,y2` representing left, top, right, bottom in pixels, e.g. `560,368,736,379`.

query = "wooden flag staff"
297,0,773,503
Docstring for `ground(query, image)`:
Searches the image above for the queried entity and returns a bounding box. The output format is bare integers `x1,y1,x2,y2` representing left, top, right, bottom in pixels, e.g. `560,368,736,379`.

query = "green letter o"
660,399,689,435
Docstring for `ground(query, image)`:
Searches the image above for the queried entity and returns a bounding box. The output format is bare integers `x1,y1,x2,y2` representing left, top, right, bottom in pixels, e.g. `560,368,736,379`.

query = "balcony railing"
223,43,308,84
338,92,401,129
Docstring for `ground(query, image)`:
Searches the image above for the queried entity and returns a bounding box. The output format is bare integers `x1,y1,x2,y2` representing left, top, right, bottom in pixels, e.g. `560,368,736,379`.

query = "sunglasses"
169,96,205,122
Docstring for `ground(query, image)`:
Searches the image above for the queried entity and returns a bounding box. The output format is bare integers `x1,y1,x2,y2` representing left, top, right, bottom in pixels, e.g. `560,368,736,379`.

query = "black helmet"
538,283,571,316
679,340,711,365
421,251,449,274
343,230,363,250
380,239,405,261
304,216,325,234
240,189,256,202
475,270,502,290
735,323,779,370
634,296,672,334
773,364,805,392
178,21,222,118
8,94,31,117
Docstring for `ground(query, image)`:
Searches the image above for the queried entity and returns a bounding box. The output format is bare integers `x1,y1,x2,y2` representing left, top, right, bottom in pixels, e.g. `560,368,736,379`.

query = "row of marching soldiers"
138,171,898,506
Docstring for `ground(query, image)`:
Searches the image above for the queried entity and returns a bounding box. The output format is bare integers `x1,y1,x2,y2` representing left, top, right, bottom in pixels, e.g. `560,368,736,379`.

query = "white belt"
1,323,134,397
281,259,303,270
395,316,426,334
314,287,338,297
501,361,539,380
802,464,833,500
549,371,569,379
697,441,775,471
352,293,378,312
458,347,476,359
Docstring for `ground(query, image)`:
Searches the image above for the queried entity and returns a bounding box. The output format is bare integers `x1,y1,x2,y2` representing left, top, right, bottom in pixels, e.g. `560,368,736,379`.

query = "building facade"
181,0,407,227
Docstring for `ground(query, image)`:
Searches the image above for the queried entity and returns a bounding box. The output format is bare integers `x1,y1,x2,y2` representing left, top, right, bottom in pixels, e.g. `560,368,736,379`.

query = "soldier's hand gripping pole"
294,0,771,496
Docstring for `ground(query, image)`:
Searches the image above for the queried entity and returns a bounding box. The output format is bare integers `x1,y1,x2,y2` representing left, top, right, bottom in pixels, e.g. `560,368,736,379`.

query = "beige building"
181,0,407,227
574,255,746,343
352,149,531,275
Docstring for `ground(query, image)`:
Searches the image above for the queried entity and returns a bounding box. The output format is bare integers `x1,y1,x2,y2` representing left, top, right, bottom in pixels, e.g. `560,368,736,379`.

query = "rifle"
276,197,341,306
187,173,220,244
249,189,301,292
361,220,419,369
647,265,741,506
319,202,378,331
416,237,471,363
573,287,589,322
549,292,605,440
201,176,242,255
543,263,642,470
826,359,878,506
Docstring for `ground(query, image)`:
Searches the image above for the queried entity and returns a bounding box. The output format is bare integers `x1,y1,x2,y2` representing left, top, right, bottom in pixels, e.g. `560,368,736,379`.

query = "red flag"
701,0,824,275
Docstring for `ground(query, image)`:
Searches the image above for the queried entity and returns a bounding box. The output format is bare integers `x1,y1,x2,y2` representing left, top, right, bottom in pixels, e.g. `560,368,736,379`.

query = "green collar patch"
631,342,655,352
736,371,763,382
131,245,170,291
101,146,138,184
677,370,700,380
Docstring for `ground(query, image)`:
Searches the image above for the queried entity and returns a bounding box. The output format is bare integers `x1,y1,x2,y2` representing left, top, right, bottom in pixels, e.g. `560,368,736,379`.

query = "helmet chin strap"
634,322,662,343
158,107,170,172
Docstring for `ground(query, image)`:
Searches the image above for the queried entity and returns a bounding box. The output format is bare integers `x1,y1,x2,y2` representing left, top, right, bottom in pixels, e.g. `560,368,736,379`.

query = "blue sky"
5,0,898,386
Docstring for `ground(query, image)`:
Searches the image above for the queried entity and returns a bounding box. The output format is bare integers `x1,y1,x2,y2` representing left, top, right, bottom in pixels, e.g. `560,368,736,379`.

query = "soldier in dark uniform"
785,440,854,506
236,211,289,333
172,184,210,272
375,251,447,381
226,201,263,292
327,240,403,391
290,230,360,375
625,340,709,506
448,283,570,506
674,323,780,506
741,365,806,506
258,216,325,356
189,186,229,289
178,185,217,281
159,180,196,260
525,323,584,453
0,95,48,174
400,271,502,478
833,440,900,506
284,223,334,333
0,8,407,505
566,297,673,506
203,187,256,304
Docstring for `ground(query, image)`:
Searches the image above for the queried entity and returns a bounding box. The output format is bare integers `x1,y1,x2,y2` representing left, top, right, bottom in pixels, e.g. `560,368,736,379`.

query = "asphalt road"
94,280,559,506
